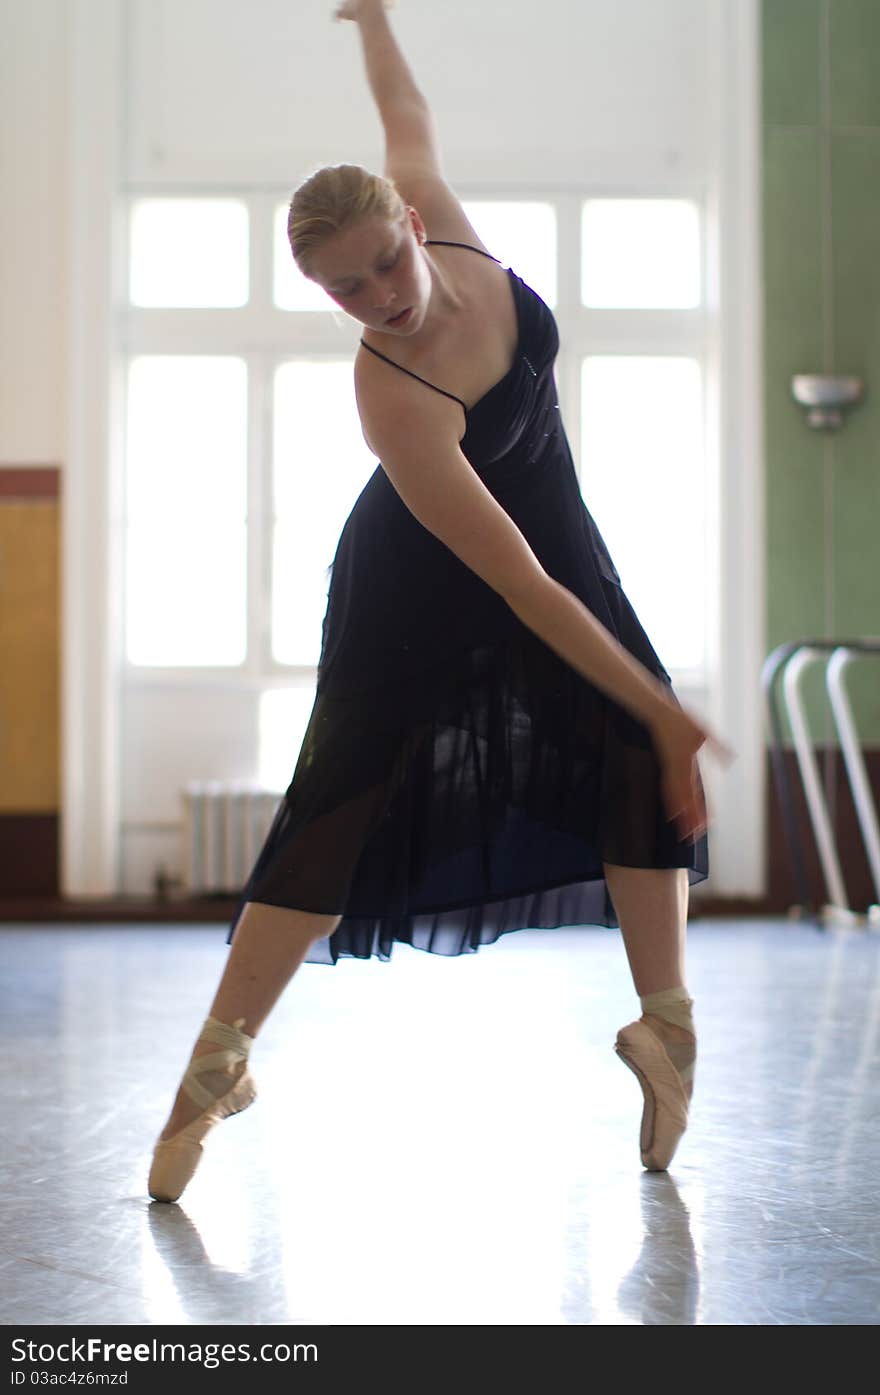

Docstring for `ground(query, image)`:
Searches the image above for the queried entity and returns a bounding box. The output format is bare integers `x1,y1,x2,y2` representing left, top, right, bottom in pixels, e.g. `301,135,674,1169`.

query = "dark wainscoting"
2,747,877,923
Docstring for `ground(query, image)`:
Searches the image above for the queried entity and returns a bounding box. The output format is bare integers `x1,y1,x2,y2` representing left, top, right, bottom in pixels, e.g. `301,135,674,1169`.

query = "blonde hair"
287,164,407,279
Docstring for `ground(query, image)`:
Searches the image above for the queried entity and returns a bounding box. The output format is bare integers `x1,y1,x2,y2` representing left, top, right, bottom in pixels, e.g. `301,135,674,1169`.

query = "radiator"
181,781,284,894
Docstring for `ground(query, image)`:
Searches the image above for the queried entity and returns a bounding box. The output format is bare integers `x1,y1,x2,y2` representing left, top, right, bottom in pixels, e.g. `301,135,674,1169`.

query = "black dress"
226,241,709,964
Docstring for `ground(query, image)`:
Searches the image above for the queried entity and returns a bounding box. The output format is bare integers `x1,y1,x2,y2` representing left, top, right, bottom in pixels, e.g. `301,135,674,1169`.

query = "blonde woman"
148,0,734,1204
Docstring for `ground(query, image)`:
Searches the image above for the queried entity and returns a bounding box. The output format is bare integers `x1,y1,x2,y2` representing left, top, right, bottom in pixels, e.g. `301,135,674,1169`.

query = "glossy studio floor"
1,917,877,1327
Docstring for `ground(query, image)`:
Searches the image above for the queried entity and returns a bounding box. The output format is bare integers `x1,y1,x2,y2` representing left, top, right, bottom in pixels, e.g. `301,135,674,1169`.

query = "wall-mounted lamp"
791,374,865,431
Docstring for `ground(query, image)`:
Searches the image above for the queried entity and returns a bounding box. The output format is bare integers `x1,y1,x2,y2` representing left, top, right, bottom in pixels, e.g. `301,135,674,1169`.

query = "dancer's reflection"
616,1173,699,1326
145,1187,292,1325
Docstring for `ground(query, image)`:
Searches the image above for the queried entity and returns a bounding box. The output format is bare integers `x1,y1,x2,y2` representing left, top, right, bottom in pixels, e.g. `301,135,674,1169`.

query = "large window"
124,192,709,778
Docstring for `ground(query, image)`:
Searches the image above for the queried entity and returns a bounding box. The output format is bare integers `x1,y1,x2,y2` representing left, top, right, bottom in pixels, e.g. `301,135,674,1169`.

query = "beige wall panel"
0,501,59,811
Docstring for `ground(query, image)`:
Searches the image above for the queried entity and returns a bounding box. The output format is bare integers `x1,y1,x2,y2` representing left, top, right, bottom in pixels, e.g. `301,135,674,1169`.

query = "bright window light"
463,201,557,307
258,687,319,790
129,199,249,307
125,522,246,666
272,360,377,665
580,355,706,671
125,356,248,665
582,199,701,308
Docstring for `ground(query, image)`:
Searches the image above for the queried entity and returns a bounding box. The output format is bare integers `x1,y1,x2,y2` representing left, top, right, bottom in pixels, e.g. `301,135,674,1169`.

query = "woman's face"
308,209,430,335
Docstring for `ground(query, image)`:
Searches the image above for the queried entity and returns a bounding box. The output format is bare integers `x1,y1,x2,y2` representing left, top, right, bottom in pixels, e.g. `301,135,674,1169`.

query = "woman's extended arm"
335,2,488,243
335,0,443,181
356,364,737,844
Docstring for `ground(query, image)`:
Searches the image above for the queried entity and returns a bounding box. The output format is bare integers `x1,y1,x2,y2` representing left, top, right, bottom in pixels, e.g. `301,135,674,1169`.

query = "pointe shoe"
148,1017,257,1203
614,1018,692,1171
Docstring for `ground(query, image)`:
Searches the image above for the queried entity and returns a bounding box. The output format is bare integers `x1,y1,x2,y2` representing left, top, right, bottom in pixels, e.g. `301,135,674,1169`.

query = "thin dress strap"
358,340,467,413
357,239,503,414
423,240,502,264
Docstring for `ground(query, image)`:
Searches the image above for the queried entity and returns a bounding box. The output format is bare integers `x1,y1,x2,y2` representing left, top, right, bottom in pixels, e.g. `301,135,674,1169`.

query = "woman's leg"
603,861,697,1170
601,862,689,998
158,901,341,1142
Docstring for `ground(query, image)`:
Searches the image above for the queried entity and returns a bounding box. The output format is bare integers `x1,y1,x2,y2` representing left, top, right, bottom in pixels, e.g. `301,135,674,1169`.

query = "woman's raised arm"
334,2,490,245
335,0,443,184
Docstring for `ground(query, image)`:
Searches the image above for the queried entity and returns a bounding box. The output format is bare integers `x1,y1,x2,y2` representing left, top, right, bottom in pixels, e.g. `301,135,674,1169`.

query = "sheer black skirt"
226,587,709,964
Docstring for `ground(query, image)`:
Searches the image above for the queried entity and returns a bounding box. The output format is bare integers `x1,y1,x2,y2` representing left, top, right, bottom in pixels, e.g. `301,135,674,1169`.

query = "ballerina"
148,0,734,1203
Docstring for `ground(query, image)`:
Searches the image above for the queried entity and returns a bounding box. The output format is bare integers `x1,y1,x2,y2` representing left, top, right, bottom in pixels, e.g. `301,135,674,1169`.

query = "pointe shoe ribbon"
614,1019,691,1172
148,1016,257,1203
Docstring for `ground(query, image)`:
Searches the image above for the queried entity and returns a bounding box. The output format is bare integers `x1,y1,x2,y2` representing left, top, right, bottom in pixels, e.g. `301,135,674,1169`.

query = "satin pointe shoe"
614,1018,693,1172
148,1016,257,1203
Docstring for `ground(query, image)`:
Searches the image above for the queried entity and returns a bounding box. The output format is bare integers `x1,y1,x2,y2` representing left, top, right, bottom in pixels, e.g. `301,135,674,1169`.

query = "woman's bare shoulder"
353,343,466,457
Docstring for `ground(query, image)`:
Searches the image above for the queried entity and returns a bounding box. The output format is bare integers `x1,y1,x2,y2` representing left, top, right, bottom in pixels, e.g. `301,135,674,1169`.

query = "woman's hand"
649,696,737,843
334,0,395,21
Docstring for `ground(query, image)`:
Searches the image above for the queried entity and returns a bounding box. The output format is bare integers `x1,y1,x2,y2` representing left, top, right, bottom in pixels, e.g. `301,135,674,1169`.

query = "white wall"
0,0,68,465
126,0,715,189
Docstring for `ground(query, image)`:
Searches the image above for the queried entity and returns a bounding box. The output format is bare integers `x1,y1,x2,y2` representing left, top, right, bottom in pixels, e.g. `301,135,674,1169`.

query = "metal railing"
762,639,880,930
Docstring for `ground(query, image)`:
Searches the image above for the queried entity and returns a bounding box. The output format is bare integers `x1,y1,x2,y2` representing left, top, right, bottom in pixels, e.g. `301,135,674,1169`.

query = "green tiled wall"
763,0,880,742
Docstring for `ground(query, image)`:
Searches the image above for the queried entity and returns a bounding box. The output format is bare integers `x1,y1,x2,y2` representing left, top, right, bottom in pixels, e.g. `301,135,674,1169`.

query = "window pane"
126,357,247,519
258,687,318,789
126,521,247,665
581,356,706,671
272,361,377,664
125,356,248,666
463,201,557,307
582,199,701,308
129,199,249,307
274,203,337,311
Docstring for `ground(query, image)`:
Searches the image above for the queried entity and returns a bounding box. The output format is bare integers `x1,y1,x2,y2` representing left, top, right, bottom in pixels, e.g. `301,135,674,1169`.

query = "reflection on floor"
1,918,878,1326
